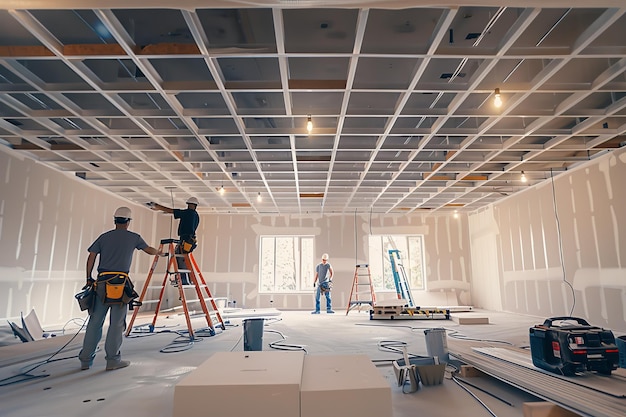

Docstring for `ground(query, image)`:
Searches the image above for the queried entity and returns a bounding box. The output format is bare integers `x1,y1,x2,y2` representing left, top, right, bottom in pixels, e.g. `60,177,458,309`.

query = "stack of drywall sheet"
174,351,393,417
173,351,304,417
301,354,392,417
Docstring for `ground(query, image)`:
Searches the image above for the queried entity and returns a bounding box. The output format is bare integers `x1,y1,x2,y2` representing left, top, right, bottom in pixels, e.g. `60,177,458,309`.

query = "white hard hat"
114,206,132,219
186,197,199,205
322,253,329,260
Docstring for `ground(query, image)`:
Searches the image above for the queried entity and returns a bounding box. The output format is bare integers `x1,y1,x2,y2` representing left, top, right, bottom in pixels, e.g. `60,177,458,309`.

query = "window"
259,235,315,293
368,235,425,292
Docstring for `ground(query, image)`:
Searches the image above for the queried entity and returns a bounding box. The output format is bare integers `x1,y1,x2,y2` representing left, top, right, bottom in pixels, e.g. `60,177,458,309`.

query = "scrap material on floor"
450,312,490,325
370,299,451,320
449,339,626,417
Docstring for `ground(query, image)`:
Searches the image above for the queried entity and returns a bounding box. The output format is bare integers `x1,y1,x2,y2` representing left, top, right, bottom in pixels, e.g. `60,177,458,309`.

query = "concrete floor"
0,309,547,417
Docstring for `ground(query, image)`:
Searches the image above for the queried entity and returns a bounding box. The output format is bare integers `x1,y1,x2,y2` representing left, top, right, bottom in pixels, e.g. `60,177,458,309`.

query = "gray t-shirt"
316,262,332,283
88,229,148,273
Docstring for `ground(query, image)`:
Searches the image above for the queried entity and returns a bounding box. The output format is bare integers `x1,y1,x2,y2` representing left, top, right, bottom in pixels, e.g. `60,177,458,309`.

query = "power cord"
0,317,89,387
550,168,576,316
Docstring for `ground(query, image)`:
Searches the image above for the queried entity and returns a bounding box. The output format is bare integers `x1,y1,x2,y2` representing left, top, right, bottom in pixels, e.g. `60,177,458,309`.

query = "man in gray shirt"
78,206,160,371
312,253,334,314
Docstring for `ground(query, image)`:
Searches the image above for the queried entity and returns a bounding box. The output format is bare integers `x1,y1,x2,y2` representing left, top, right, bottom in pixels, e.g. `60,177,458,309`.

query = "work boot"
106,360,130,371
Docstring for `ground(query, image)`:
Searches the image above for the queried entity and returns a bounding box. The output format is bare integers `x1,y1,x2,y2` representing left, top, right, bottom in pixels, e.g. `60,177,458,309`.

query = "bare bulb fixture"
493,88,502,108
306,115,313,134
219,185,225,195
453,210,459,219
521,171,527,183
257,192,262,202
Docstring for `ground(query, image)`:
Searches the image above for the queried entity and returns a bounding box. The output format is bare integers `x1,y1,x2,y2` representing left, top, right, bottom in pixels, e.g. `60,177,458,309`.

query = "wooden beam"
63,43,129,56
461,175,488,181
0,45,54,57
140,43,200,55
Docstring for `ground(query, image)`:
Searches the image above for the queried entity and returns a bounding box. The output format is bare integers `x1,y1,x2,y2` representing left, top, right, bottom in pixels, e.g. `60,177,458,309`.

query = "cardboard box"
174,351,304,417
522,402,579,417
301,354,392,417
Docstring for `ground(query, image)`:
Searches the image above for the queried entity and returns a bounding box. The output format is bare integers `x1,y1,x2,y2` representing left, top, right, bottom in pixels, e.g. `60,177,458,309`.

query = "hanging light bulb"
493,88,502,108
257,192,262,202
306,114,313,134
453,210,459,219
219,184,225,195
520,171,527,183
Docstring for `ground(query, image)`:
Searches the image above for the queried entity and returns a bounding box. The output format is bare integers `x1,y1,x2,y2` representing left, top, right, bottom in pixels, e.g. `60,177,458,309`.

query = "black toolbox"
529,316,619,376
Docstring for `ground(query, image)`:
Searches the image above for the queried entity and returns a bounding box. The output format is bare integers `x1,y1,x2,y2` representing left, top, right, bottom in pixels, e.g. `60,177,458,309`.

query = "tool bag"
75,283,96,312
179,236,197,254
97,272,137,305
320,280,332,293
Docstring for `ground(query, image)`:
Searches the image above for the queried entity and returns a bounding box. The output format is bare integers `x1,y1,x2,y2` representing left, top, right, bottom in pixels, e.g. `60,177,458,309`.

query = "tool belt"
96,272,138,306
177,235,197,254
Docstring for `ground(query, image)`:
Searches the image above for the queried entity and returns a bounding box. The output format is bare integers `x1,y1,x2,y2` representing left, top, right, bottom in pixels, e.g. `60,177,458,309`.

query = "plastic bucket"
243,318,264,351
424,328,449,363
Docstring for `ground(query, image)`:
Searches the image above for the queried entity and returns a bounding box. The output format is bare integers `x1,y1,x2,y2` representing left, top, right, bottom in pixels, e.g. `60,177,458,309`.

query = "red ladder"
125,238,225,338
346,264,376,315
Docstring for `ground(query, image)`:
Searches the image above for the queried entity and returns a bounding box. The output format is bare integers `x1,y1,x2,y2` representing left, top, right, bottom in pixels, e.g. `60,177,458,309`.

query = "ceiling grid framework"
0,3,625,214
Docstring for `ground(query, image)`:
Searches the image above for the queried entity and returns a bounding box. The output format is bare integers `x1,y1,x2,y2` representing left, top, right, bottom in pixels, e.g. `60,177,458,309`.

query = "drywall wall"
192,211,471,311
0,149,167,325
0,148,471,326
469,147,626,333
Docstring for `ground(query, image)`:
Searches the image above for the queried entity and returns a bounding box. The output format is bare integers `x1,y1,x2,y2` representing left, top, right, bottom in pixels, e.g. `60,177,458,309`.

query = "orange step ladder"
346,264,376,315
125,238,225,339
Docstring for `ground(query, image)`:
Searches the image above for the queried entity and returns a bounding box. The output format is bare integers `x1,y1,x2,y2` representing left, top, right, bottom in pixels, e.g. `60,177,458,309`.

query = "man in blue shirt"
312,253,334,314
149,197,200,284
79,206,160,371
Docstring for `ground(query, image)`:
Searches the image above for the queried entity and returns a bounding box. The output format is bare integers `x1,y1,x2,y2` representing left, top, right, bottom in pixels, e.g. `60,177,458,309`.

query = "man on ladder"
148,196,200,285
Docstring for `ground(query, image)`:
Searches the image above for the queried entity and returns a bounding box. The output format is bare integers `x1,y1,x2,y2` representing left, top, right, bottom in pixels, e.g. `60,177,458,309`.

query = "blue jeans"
79,290,127,366
315,284,332,312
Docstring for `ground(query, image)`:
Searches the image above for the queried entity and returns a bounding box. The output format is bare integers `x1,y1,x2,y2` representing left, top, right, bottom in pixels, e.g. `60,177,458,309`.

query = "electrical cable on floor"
355,322,514,347
158,326,222,353
0,317,89,387
451,374,499,417
445,328,513,346
452,375,513,407
265,329,308,353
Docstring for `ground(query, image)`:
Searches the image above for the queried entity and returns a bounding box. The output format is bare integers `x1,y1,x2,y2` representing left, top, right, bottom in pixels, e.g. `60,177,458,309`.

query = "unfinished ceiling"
0,2,625,214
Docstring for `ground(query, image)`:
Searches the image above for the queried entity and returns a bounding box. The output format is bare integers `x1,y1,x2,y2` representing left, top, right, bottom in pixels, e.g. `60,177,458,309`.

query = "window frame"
368,234,426,293
258,235,315,293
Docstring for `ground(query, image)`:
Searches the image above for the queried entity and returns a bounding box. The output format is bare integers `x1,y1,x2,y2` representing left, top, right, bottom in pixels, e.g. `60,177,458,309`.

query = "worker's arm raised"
147,202,173,214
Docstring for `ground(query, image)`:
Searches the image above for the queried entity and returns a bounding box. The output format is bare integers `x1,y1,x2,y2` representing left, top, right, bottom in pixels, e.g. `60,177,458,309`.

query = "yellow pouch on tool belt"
98,273,132,305
180,236,197,254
